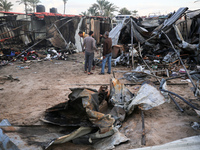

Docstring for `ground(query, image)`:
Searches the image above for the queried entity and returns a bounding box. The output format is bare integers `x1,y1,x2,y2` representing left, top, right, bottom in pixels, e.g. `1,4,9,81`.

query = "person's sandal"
88,72,93,75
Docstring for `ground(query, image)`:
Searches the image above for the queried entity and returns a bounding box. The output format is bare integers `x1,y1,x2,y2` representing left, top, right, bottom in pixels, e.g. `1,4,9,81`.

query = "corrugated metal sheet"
162,7,188,32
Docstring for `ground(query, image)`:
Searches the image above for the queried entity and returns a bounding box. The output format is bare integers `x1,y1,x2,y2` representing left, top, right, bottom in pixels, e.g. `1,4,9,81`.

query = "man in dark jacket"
99,31,112,75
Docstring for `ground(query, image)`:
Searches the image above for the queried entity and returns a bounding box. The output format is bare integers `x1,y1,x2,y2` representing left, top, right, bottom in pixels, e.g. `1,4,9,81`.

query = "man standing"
79,31,95,70
99,31,112,75
82,31,97,75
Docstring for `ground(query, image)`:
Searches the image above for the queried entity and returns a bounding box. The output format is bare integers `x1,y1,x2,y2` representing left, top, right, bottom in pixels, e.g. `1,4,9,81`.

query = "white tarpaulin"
128,83,166,115
109,19,126,46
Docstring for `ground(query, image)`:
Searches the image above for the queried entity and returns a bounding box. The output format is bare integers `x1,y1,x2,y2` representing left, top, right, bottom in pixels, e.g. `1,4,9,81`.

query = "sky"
9,0,200,16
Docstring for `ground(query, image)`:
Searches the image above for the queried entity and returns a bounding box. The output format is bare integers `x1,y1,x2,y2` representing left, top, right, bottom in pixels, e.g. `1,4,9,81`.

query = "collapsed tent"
109,7,200,66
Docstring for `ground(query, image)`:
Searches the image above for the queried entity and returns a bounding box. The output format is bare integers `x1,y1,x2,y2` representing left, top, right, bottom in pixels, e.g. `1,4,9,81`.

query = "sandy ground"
0,52,200,150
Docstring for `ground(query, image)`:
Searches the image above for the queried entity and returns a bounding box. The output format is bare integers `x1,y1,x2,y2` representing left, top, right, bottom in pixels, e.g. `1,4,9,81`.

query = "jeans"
101,53,112,74
85,51,94,72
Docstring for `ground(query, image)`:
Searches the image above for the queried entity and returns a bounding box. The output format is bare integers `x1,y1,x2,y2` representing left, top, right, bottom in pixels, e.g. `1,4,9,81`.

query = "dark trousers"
85,51,94,72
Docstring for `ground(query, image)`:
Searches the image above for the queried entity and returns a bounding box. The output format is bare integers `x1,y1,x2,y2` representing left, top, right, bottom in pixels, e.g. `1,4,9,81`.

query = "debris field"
0,6,200,150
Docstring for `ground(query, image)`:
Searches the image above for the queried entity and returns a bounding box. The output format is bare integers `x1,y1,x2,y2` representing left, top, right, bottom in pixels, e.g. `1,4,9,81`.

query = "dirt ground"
0,52,200,150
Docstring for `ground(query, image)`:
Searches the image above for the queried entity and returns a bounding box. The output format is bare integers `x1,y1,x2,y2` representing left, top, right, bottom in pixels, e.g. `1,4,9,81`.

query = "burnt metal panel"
0,129,20,150
45,16,82,48
161,7,188,32
42,88,115,133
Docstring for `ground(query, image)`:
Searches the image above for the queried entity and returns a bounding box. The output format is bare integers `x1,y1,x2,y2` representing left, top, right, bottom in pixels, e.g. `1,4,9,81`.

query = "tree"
63,0,68,14
0,0,13,12
16,0,29,14
80,11,89,16
132,10,138,17
28,0,40,13
88,0,118,17
92,0,109,16
119,7,132,15
104,3,118,17
88,5,99,16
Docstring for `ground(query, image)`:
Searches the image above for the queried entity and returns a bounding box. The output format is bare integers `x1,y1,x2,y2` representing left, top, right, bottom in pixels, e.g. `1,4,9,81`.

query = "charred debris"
0,7,200,71
0,10,110,64
0,7,200,150
110,7,200,96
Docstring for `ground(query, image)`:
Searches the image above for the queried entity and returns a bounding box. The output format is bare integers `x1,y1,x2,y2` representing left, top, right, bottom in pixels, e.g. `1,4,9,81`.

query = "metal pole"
131,19,134,68
54,24,67,46
31,15,35,42
184,15,188,42
162,31,197,92
141,110,146,145
169,94,184,112
138,43,160,83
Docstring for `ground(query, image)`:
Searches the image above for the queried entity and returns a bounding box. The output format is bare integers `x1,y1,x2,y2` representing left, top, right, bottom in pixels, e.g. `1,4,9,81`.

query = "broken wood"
0,75,19,82
40,88,49,90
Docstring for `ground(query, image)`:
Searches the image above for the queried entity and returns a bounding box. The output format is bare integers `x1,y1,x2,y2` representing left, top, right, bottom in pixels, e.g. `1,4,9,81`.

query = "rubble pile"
0,7,200,150
110,7,200,76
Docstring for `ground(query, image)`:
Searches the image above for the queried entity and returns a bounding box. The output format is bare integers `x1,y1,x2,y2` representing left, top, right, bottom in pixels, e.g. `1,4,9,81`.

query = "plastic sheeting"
127,83,166,115
75,17,84,52
109,18,148,46
109,19,126,46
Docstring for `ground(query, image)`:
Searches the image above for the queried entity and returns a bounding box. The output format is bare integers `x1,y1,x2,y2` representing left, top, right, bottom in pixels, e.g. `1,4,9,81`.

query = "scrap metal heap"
0,78,171,150
110,7,200,97
111,7,200,68
39,78,167,149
